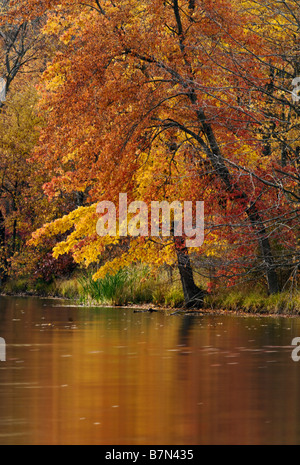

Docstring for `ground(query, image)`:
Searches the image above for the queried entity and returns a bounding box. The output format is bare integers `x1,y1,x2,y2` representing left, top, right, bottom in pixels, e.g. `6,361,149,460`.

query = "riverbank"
0,268,186,308
206,289,300,316
1,271,300,316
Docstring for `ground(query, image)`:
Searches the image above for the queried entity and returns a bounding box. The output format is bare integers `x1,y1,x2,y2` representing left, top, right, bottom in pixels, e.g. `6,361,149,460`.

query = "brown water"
0,295,300,445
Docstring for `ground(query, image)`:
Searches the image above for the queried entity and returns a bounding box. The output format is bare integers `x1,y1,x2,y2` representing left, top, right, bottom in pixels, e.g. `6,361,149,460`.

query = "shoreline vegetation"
1,265,300,316
0,3,300,316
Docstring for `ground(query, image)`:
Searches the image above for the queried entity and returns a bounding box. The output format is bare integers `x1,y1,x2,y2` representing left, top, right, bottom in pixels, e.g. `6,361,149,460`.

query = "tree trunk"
12,218,17,254
246,204,279,294
0,209,7,285
174,236,204,308
0,209,5,246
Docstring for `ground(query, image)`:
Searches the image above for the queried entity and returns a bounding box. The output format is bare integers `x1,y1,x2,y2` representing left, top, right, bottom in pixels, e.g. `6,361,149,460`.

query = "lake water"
0,295,300,445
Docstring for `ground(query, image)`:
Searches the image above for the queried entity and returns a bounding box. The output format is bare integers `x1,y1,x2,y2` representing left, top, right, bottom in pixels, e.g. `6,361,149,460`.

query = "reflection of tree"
178,315,196,347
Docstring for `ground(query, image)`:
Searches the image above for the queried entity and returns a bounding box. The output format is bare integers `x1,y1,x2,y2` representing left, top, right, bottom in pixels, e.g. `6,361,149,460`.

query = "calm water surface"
0,295,300,445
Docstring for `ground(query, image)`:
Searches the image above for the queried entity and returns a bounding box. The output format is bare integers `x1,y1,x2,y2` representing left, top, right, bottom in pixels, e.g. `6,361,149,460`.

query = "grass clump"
2,278,31,295
205,284,300,315
55,278,84,300
264,291,300,314
163,284,184,308
78,266,154,306
79,269,129,305
2,277,57,297
77,266,185,308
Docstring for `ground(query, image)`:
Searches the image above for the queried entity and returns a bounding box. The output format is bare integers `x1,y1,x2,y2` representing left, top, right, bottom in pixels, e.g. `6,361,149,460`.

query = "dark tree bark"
0,209,5,246
0,209,7,284
188,0,196,10
12,218,17,254
174,236,205,308
246,204,279,294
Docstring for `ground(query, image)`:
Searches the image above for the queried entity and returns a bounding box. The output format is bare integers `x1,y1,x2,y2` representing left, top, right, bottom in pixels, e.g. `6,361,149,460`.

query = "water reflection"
0,296,300,444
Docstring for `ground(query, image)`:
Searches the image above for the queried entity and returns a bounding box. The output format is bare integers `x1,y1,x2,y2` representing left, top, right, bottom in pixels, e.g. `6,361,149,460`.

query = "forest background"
0,0,300,314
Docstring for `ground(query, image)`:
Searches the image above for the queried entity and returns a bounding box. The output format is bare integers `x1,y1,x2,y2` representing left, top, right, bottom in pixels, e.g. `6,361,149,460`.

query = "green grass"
3,265,300,314
205,287,300,314
77,266,152,306
78,269,130,305
1,265,184,308
55,278,84,300
2,278,31,295
2,277,56,297
76,266,185,308
2,275,83,300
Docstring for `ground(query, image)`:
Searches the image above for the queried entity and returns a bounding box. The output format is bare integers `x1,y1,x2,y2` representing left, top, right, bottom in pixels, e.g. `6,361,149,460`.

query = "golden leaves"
10,0,297,286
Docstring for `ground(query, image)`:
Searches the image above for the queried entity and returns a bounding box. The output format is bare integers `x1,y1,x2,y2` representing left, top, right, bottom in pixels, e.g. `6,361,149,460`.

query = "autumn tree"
217,0,300,289
0,1,46,280
0,1,80,285
14,0,300,303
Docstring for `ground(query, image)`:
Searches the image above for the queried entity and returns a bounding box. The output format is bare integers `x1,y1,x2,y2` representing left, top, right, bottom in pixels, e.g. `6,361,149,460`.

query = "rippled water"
0,295,300,445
